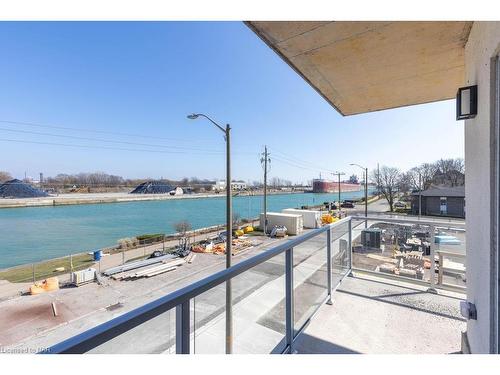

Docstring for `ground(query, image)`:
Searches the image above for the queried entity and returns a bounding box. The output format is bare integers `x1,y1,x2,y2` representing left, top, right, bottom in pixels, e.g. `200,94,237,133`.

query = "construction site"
0,206,346,352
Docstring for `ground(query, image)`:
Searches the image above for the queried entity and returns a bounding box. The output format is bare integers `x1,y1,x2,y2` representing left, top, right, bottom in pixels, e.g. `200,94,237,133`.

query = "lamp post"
350,163,368,227
187,113,233,354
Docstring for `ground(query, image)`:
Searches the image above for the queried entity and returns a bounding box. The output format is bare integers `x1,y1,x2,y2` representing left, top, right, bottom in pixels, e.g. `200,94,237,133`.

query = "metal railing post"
438,252,444,286
348,218,353,272
285,247,294,353
326,228,333,305
176,301,190,354
428,225,437,293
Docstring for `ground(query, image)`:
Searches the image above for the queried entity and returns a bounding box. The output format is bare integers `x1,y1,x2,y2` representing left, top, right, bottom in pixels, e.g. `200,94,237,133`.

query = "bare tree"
174,220,192,236
0,171,12,183
232,213,241,228
398,172,413,194
371,166,401,212
433,158,464,186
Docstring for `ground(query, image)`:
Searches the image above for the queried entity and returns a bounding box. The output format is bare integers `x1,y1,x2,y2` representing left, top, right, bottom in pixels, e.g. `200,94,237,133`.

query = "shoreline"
0,197,380,271
0,188,367,209
0,189,313,209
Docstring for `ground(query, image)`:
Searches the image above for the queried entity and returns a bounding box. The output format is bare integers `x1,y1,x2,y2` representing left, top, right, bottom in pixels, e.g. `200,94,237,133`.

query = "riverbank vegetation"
0,253,94,283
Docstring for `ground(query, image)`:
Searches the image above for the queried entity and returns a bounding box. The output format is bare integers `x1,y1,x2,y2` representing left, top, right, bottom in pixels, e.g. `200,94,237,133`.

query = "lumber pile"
111,258,186,280
103,254,175,276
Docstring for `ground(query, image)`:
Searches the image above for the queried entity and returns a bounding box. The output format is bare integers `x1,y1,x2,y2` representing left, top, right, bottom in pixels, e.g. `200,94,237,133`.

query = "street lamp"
350,163,368,227
187,113,233,354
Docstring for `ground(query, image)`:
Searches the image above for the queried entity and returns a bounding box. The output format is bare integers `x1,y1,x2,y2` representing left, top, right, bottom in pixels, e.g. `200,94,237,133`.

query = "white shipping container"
260,212,304,235
281,208,321,229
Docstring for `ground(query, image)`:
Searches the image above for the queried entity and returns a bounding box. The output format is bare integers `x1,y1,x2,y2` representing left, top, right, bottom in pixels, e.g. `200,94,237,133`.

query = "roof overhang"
246,21,473,116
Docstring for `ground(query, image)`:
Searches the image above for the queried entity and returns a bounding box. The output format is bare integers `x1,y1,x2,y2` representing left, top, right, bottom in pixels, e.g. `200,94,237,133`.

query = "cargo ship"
312,179,361,193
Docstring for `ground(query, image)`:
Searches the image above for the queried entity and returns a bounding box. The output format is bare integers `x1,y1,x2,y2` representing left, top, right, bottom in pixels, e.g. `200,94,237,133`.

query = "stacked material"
103,254,175,276
129,180,175,194
111,258,186,280
0,179,49,198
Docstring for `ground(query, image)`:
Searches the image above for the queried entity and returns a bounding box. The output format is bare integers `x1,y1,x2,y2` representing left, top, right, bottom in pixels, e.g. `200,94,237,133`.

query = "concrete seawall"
0,190,307,209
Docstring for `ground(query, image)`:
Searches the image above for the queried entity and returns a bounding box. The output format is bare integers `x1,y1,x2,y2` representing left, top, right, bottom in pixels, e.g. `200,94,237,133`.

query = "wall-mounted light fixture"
456,85,478,120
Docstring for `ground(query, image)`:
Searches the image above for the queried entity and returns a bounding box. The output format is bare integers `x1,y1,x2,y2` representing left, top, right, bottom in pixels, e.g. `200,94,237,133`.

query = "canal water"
0,190,372,268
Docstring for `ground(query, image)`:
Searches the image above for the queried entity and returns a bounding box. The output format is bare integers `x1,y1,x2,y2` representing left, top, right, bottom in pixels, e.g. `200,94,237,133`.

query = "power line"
0,119,211,143
272,156,321,173
272,155,334,174
270,147,337,174
0,127,231,153
0,138,234,155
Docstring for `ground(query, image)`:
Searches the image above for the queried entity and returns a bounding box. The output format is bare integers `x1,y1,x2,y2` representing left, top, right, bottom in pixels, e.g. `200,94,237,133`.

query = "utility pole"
338,173,341,207
418,172,422,218
261,146,271,235
350,163,368,227
332,171,345,216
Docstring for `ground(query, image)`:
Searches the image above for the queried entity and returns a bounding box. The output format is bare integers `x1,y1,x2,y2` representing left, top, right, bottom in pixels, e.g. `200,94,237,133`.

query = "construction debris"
51,302,58,317
191,237,256,255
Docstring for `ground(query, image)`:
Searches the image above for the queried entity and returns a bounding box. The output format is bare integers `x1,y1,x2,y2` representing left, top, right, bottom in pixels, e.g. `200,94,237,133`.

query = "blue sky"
0,21,464,184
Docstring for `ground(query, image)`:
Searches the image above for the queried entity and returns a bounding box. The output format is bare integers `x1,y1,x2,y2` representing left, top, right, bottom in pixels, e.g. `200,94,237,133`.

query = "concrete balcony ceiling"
246,21,473,115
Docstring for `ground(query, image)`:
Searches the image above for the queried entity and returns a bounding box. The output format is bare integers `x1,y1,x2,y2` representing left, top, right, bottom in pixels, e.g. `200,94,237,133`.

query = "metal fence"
45,217,353,354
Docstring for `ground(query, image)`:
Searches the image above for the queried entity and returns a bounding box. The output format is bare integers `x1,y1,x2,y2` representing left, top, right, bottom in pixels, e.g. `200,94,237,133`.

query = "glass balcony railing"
350,216,466,293
45,217,353,354
44,214,465,354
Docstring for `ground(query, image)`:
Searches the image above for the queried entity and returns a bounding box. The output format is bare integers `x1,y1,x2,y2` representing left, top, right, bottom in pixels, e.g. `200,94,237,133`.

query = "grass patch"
0,253,94,283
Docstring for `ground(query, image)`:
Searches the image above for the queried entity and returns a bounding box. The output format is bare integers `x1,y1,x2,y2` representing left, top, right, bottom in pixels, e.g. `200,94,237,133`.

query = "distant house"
212,180,247,191
411,186,465,218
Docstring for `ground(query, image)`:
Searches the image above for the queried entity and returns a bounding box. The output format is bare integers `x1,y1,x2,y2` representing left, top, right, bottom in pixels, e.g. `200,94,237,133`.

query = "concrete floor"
293,274,466,354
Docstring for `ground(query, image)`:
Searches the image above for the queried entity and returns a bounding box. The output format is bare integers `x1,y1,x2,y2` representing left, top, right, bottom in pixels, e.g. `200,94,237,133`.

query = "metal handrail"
351,215,466,228
45,216,352,354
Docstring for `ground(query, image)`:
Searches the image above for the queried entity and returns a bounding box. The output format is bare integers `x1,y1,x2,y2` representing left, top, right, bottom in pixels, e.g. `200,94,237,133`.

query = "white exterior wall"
464,22,500,353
